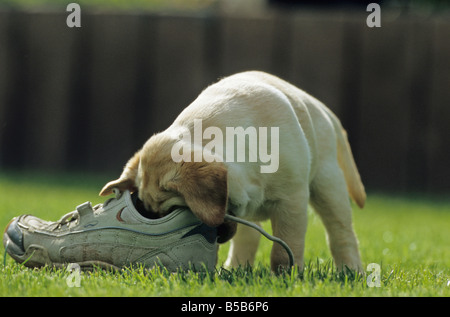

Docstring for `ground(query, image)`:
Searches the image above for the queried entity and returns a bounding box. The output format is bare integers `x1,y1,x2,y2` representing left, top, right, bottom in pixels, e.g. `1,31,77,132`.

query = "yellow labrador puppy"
100,71,365,272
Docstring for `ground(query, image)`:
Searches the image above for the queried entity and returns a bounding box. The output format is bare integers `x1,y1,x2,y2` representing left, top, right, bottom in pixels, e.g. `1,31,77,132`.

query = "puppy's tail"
326,110,366,208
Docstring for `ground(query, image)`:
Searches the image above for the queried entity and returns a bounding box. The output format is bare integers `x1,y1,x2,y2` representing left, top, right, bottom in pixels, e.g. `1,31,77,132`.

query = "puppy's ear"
99,151,140,196
170,161,227,227
217,220,237,243
99,177,137,196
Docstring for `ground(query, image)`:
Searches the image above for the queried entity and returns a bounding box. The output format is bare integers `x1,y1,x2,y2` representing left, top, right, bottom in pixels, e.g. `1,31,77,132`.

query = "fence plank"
87,14,141,171
427,19,450,192
62,13,94,171
152,15,212,133
356,19,411,191
290,11,346,117
270,12,294,81
125,14,159,150
220,15,276,76
0,12,9,165
21,13,76,170
0,12,30,168
403,18,433,191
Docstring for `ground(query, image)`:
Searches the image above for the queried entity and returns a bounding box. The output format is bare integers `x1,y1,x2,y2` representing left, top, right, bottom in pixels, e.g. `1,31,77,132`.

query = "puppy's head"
100,135,234,235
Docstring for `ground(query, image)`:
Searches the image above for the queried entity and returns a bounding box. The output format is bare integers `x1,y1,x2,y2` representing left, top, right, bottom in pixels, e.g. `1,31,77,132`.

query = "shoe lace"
49,211,79,230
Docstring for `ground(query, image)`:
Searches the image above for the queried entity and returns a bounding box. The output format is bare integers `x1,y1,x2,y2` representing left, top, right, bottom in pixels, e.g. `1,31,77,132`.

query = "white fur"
170,71,365,271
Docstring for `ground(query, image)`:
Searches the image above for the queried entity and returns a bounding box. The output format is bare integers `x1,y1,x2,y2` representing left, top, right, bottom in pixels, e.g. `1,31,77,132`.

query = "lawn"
0,170,449,297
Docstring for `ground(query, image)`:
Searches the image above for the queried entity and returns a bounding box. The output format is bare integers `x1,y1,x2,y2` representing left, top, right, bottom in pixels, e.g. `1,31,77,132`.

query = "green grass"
0,170,449,297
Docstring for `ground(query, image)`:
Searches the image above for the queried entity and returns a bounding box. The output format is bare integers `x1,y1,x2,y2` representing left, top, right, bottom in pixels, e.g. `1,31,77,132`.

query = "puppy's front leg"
224,223,261,268
270,193,309,272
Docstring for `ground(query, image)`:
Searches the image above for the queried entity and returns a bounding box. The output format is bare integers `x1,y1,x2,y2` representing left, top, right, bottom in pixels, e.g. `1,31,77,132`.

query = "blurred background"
0,0,449,194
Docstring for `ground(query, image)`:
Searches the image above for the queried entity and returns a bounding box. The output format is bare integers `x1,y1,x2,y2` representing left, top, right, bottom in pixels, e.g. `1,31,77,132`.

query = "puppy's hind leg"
310,161,362,273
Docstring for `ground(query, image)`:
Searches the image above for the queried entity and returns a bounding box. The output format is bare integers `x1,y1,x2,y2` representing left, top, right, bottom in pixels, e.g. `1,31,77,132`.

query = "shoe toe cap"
3,217,25,256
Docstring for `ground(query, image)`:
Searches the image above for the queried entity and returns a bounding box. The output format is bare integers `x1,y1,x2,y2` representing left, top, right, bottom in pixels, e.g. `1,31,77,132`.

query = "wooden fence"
0,9,449,193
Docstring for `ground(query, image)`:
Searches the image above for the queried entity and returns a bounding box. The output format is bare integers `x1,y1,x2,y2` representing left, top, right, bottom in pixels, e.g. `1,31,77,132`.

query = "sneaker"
3,189,218,272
